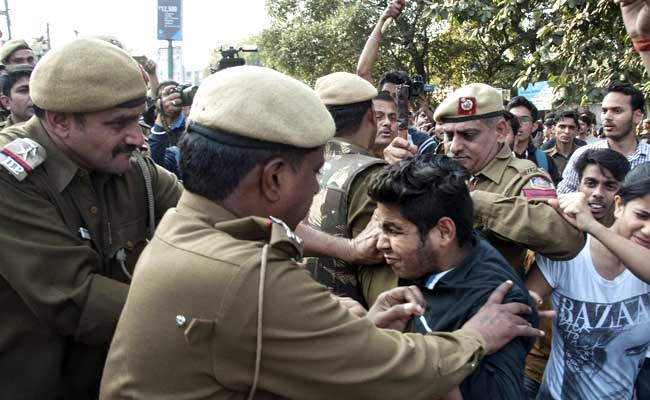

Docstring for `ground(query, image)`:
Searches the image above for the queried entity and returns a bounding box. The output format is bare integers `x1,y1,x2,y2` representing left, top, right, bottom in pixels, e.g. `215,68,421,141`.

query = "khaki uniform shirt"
100,191,486,400
0,114,16,130
544,144,577,176
0,117,182,398
360,144,585,305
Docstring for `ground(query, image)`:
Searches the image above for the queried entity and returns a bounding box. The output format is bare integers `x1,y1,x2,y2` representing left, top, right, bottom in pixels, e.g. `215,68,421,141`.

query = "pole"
46,22,51,51
4,0,11,40
167,39,173,80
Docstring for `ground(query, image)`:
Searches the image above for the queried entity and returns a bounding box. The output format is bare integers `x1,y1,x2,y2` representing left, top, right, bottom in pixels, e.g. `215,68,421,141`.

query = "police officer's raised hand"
348,216,384,265
461,280,544,354
618,0,650,39
384,136,417,165
367,285,425,331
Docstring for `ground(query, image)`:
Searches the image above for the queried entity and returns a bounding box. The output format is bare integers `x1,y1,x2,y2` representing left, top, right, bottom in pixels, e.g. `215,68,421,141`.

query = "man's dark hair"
1,65,33,97
557,110,579,127
575,149,630,183
327,100,372,136
33,104,86,127
378,71,412,96
156,80,180,98
578,113,593,126
503,110,520,134
368,154,473,246
605,81,645,112
506,96,539,121
179,130,316,202
619,162,650,204
374,90,393,103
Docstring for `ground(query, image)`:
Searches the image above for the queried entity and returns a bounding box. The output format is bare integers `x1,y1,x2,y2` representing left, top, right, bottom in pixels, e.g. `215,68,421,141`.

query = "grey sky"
7,0,270,71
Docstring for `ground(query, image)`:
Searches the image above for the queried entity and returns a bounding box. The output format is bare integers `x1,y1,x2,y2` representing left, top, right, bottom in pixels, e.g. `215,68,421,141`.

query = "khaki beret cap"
434,83,504,123
0,39,31,63
315,72,378,106
189,66,335,148
30,39,147,113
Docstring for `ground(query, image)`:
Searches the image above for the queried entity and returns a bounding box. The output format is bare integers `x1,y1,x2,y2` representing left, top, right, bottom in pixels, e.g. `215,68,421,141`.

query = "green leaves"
251,0,648,106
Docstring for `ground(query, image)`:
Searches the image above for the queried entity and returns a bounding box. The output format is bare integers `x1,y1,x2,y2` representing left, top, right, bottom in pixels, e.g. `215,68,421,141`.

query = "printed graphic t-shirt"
536,236,650,400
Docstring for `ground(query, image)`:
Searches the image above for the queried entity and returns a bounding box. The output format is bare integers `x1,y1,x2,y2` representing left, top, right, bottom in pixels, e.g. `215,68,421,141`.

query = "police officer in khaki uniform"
0,38,182,399
0,38,36,66
100,65,546,400
370,84,585,303
0,64,34,129
304,72,386,303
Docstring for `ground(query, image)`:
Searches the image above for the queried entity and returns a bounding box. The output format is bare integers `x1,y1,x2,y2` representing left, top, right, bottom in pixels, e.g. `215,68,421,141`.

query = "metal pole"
46,22,51,51
4,0,11,40
167,39,173,79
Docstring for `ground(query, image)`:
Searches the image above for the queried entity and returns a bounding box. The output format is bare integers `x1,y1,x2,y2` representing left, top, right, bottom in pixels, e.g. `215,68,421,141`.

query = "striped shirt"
557,139,650,194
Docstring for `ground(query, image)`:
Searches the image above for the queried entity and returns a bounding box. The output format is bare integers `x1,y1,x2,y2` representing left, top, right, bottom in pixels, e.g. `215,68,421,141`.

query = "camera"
410,74,435,98
211,45,258,73
170,83,198,107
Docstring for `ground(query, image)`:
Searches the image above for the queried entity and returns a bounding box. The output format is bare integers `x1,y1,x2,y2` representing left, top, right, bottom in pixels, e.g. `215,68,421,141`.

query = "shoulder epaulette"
0,137,46,181
268,216,303,259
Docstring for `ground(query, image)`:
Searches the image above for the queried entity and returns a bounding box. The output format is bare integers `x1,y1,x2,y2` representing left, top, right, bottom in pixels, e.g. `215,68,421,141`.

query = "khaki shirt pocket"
107,216,148,281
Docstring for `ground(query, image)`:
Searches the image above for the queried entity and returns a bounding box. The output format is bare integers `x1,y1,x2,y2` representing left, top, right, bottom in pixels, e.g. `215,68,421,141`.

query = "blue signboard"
517,81,553,111
158,0,182,41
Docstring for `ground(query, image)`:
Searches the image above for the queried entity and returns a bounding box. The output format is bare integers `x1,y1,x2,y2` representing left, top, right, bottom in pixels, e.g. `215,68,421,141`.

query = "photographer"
148,81,188,177
356,0,436,155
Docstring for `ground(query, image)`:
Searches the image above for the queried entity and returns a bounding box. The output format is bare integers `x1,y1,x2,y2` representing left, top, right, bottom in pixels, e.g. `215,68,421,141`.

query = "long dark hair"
618,162,650,204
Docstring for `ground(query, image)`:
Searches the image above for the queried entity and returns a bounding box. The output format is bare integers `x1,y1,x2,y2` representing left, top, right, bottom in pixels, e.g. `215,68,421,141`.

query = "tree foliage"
255,0,649,105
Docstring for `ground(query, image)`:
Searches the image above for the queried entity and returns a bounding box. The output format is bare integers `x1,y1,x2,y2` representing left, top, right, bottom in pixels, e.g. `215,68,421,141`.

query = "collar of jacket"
25,117,81,193
175,190,303,257
473,143,511,185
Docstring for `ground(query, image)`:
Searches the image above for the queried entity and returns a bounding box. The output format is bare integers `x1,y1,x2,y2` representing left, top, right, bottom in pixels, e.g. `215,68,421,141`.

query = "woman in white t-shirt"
526,162,650,400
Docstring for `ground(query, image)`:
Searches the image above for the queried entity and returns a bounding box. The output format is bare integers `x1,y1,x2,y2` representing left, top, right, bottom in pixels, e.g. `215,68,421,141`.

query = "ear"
0,94,10,111
260,157,291,203
614,195,624,220
433,217,457,248
44,111,74,140
633,109,644,127
495,118,507,143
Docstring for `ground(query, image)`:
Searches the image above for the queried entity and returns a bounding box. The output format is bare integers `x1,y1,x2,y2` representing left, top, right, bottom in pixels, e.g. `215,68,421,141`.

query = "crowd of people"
0,0,649,399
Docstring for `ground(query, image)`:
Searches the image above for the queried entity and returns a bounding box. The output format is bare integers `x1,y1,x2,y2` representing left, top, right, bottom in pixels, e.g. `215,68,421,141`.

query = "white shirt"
536,237,650,399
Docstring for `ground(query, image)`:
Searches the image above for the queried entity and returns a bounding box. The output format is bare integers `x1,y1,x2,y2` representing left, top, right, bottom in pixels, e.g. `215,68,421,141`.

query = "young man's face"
380,83,398,102
373,99,398,154
578,164,621,224
578,120,591,136
0,76,33,123
508,106,534,144
543,124,555,139
556,117,578,145
375,203,437,280
601,92,643,141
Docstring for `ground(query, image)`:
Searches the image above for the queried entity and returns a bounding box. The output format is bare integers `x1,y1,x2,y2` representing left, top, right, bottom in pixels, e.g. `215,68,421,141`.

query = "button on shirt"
558,140,650,194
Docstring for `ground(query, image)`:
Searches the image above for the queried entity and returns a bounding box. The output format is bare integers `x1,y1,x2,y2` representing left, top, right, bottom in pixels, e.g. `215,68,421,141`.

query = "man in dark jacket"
369,153,537,400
